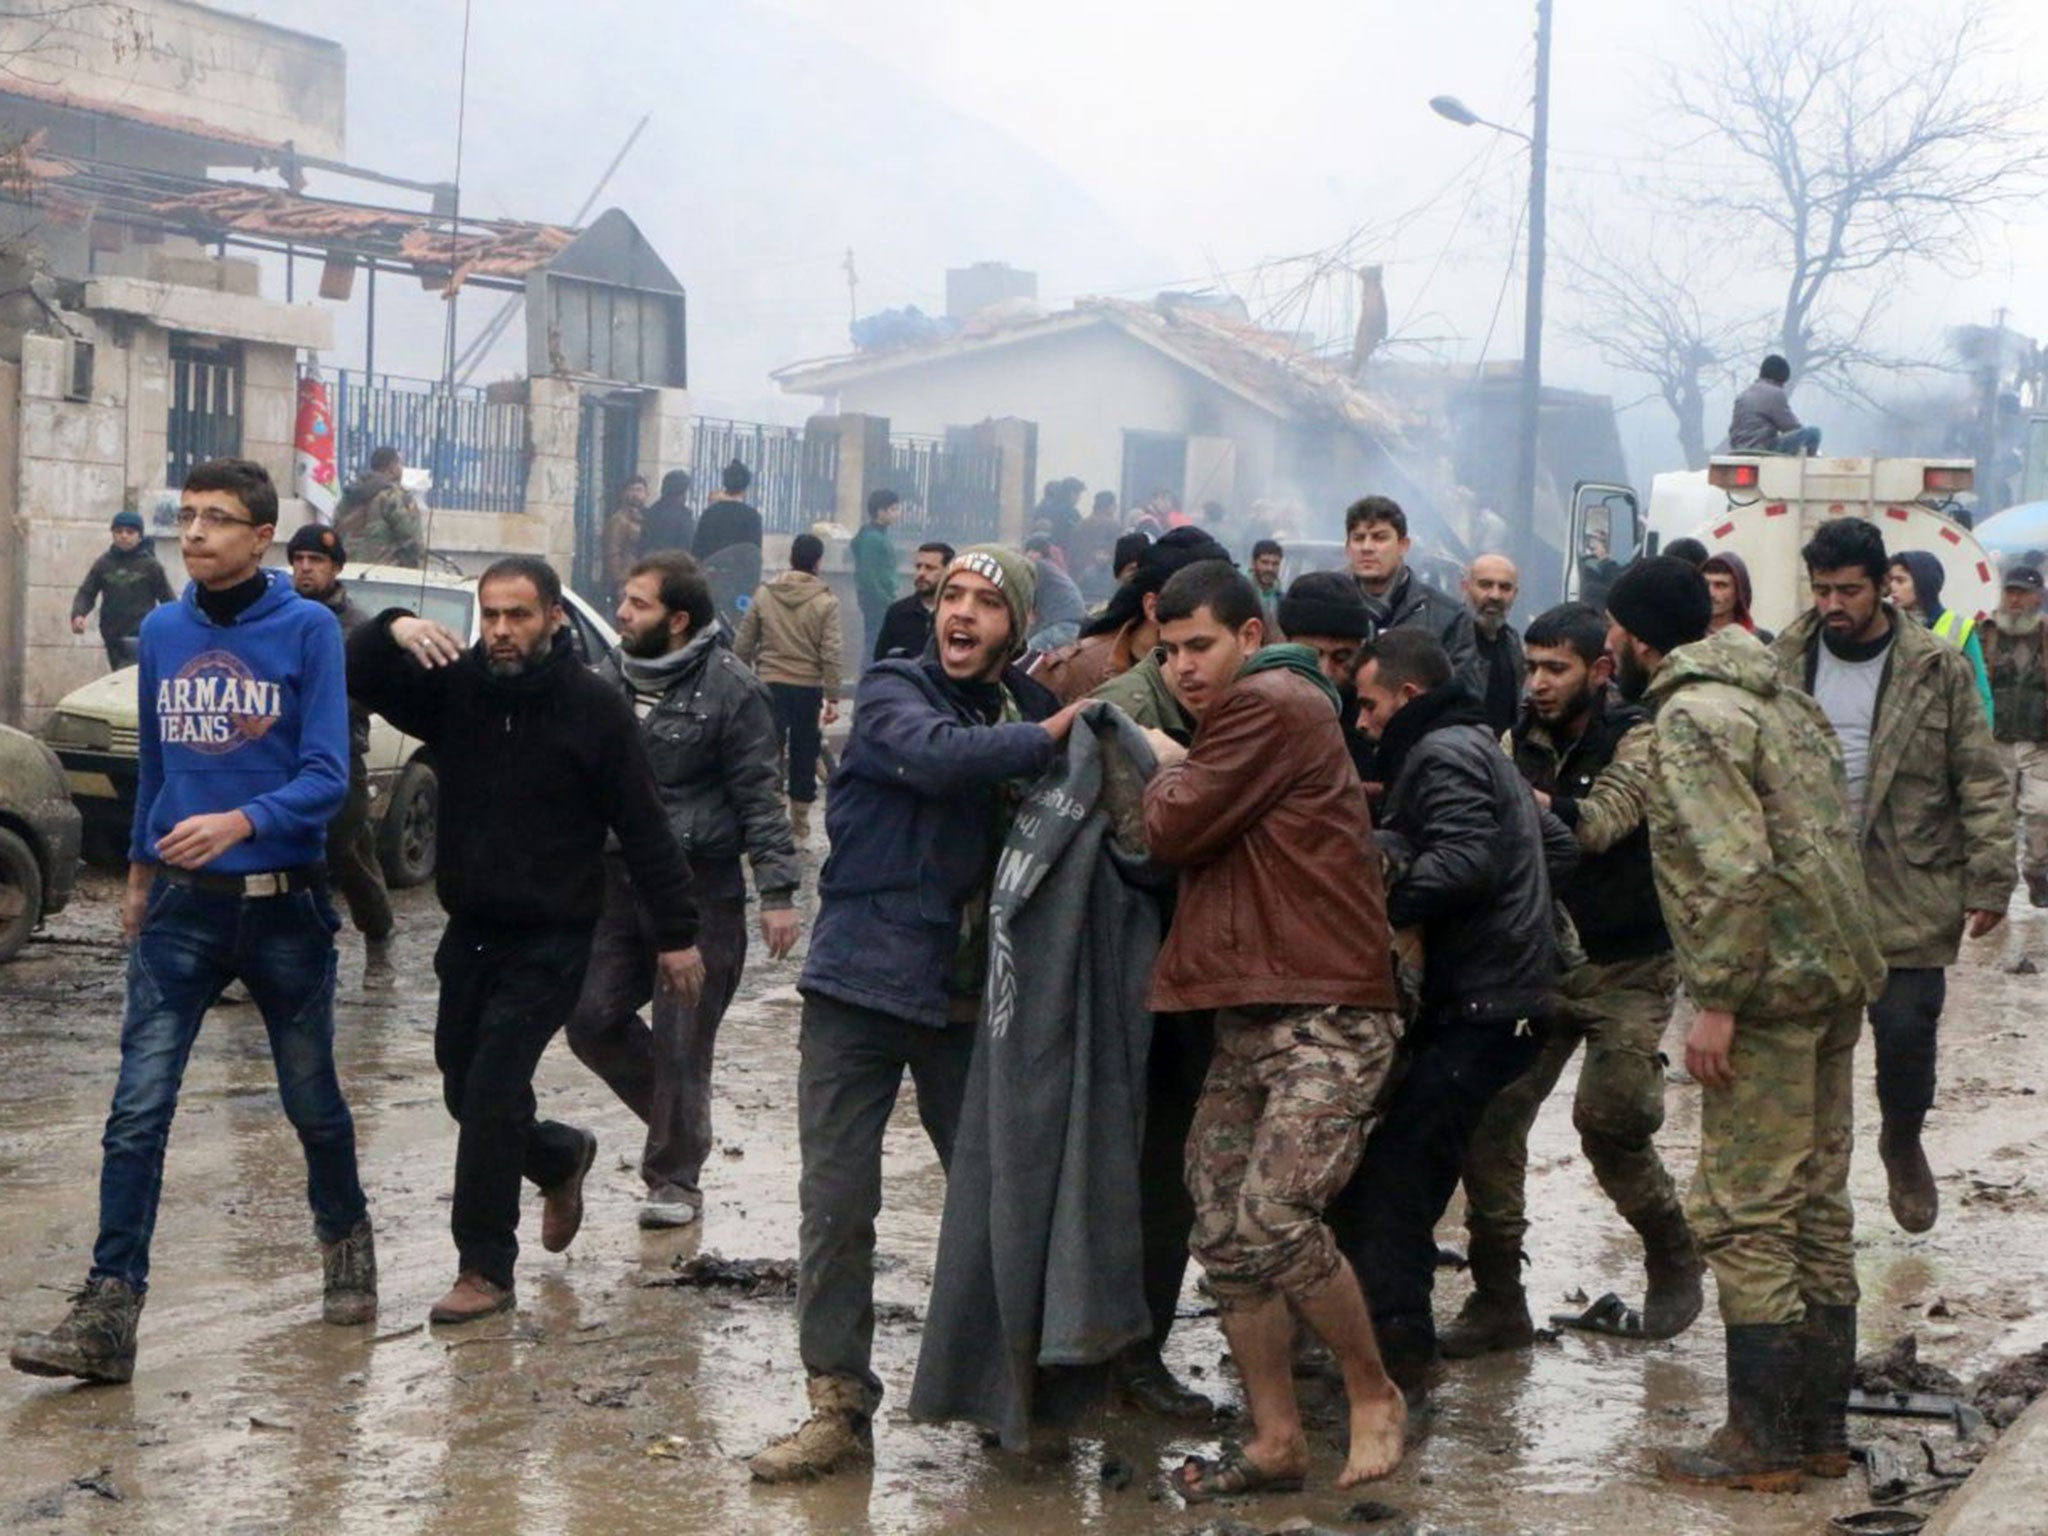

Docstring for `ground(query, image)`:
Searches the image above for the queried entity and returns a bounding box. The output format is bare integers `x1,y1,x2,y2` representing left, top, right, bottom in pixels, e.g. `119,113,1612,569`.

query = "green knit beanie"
944,545,1037,658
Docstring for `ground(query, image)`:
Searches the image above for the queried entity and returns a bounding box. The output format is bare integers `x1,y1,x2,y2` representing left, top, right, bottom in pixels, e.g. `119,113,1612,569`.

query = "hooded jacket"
348,618,698,946
131,568,348,873
596,631,800,905
1773,606,2013,969
734,569,844,695
1359,566,1485,699
1643,626,1885,1014
1372,681,1573,1024
1703,550,1767,639
1896,549,1993,724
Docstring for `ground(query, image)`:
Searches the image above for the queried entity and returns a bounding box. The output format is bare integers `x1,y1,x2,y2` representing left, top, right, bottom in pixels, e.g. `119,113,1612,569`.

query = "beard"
486,636,551,677
1614,643,1653,703
621,622,673,660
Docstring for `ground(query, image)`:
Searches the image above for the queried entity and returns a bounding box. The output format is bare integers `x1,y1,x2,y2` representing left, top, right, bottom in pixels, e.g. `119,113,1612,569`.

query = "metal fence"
328,370,529,515
888,435,1004,546
690,417,839,536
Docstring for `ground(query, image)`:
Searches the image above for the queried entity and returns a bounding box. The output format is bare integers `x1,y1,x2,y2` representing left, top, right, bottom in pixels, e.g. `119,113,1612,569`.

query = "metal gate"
690,418,839,537
574,392,641,601
166,337,243,488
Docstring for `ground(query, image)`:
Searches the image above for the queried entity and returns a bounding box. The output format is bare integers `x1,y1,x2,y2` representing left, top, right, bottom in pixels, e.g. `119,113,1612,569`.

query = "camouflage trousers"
1691,1003,1861,1326
1998,741,2048,878
1186,1004,1403,1312
1462,954,1682,1252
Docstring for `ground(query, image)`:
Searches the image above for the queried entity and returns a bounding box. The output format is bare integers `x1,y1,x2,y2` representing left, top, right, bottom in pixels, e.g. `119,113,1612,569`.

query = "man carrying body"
1464,554,1524,735
569,554,801,1230
335,446,425,567
71,508,174,669
749,548,1083,1483
1345,496,1482,696
1328,628,1571,1401
1276,571,1376,777
1605,556,1884,1491
1034,527,1230,703
1249,539,1285,635
850,488,902,665
1728,354,1822,456
1442,602,1699,1360
348,557,704,1323
873,540,954,662
287,524,396,991
1143,561,1407,1497
1980,563,2048,908
13,459,373,1383
1771,518,2011,1233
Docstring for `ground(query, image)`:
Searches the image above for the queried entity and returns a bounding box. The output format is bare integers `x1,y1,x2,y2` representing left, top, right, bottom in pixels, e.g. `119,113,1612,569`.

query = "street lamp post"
1430,0,1553,585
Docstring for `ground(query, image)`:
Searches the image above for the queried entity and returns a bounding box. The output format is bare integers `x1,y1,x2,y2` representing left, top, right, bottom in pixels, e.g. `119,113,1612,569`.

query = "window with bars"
166,337,243,487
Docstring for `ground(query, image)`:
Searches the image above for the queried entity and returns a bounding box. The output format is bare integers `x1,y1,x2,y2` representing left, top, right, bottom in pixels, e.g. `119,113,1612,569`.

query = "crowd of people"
17,452,2045,1510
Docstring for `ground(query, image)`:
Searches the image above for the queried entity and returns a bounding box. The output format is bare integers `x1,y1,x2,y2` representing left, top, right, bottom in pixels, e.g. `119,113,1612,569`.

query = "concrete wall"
798,325,1286,514
0,0,346,162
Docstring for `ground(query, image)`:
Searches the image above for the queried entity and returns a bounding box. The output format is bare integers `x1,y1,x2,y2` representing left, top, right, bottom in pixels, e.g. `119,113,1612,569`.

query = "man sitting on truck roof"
1728,355,1822,456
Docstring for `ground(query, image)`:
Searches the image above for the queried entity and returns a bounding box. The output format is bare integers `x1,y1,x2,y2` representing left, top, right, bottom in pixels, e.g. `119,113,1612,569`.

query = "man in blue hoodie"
748,545,1083,1483
11,459,371,1386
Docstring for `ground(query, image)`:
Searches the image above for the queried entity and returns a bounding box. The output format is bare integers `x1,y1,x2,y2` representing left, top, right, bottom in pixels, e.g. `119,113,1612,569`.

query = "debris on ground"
1855,1334,1965,1398
644,1253,798,1298
70,1470,121,1502
1971,1340,2048,1429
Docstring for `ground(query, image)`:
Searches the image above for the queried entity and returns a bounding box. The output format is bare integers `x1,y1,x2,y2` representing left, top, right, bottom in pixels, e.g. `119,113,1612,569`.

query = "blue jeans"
92,876,366,1290
1770,426,1823,455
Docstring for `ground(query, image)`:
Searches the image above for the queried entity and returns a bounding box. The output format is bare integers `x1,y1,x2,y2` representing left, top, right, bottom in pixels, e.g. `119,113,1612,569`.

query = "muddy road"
4,864,2047,1535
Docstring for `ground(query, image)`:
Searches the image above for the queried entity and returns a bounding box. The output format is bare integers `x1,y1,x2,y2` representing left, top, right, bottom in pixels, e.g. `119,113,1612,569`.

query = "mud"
5,868,2048,1534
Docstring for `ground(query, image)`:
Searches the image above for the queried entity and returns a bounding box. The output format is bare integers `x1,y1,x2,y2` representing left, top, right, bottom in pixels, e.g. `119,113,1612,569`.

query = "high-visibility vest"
1931,609,1977,650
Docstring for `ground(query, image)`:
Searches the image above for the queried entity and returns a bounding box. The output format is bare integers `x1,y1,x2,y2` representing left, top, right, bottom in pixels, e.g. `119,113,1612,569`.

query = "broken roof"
775,296,1409,440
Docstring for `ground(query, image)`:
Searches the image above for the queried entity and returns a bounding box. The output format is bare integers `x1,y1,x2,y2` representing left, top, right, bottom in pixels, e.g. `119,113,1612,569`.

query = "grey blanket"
909,703,1168,1448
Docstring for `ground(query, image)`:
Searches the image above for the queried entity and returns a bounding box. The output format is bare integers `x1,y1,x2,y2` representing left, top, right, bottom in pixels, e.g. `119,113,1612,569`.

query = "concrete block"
85,278,333,352
18,399,124,465
1925,1392,2048,1536
20,333,66,400
242,382,295,451
20,459,125,524
241,342,297,391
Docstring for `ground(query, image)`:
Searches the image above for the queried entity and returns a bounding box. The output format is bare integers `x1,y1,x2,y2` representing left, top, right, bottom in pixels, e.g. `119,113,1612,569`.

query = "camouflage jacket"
336,473,425,567
1774,607,2014,968
1642,626,1885,1017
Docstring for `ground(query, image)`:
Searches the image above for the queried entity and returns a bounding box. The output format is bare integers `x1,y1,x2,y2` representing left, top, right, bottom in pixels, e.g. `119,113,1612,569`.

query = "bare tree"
1558,221,1762,468
1665,0,2046,389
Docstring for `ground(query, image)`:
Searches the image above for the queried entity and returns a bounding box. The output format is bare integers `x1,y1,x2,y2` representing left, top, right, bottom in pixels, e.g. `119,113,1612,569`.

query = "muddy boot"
321,1219,378,1326
362,936,397,992
428,1272,515,1325
1878,1112,1939,1234
1437,1234,1533,1360
1655,1324,1805,1493
540,1127,598,1253
789,799,812,844
1112,1343,1215,1421
9,1277,144,1384
1798,1303,1857,1478
748,1374,874,1483
1629,1201,1705,1340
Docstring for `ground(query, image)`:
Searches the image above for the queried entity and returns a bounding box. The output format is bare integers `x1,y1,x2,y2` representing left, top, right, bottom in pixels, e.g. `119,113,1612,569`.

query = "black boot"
1629,1201,1705,1340
10,1277,144,1384
1878,1112,1939,1234
1798,1303,1857,1478
1437,1232,1534,1360
1654,1324,1805,1492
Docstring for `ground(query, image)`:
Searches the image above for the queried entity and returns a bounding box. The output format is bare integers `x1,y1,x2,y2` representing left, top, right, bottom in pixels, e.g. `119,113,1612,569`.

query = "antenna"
843,247,858,330
421,0,474,600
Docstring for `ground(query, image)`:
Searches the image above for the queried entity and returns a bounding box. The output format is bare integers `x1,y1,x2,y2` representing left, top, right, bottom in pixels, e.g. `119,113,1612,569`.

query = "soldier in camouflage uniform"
1606,557,1885,1494
334,446,426,568
1981,564,2048,908
1442,602,1699,1360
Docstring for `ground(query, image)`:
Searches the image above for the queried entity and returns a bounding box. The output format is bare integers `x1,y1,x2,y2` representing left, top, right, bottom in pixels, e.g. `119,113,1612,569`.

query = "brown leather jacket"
1032,619,1145,704
1145,665,1398,1013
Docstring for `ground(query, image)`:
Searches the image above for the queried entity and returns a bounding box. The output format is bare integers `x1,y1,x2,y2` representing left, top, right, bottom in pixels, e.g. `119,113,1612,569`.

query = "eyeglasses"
174,508,259,530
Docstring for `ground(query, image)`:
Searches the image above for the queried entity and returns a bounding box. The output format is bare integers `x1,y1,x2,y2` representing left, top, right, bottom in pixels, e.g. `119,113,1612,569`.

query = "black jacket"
1509,689,1670,965
596,631,800,904
313,583,374,761
873,592,934,662
72,543,174,643
1374,682,1573,1024
639,498,696,557
347,618,698,946
1361,567,1484,699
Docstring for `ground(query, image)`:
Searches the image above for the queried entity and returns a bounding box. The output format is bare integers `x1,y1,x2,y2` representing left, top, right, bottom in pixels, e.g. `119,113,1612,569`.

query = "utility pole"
1515,0,1552,579
843,247,859,334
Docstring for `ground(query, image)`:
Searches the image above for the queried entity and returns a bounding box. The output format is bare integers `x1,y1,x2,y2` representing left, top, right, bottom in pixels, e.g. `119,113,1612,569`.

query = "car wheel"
377,761,438,889
0,826,45,963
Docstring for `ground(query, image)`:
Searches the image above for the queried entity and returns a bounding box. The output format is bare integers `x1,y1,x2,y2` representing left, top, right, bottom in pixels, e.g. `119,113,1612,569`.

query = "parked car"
41,564,619,883
0,722,83,962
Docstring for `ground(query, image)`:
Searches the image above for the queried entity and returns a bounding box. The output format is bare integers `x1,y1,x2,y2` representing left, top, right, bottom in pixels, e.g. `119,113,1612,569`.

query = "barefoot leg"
1293,1256,1409,1484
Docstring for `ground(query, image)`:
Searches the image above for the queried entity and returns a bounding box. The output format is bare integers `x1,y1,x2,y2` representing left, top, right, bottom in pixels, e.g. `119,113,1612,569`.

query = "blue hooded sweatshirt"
129,567,350,872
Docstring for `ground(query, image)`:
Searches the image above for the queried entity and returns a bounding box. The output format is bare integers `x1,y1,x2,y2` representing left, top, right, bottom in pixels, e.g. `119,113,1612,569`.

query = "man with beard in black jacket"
349,557,705,1326
1326,627,1574,1404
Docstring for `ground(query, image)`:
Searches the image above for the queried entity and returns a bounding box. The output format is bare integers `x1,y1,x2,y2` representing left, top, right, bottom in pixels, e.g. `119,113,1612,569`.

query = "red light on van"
1709,463,1761,490
1924,466,1973,494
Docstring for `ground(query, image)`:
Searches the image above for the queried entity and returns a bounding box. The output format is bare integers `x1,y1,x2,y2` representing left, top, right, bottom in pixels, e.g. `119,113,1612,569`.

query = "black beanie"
287,523,346,566
1081,527,1232,638
1606,556,1711,654
1278,570,1373,640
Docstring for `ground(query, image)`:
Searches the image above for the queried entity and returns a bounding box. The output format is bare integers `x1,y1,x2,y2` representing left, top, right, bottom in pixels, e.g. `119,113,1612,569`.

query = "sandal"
1177,1441,1306,1504
1549,1291,1650,1337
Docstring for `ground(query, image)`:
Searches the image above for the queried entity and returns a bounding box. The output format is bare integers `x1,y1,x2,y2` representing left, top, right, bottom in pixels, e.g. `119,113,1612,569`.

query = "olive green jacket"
1091,653,1196,746
1643,626,1885,1017
1774,606,2014,969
